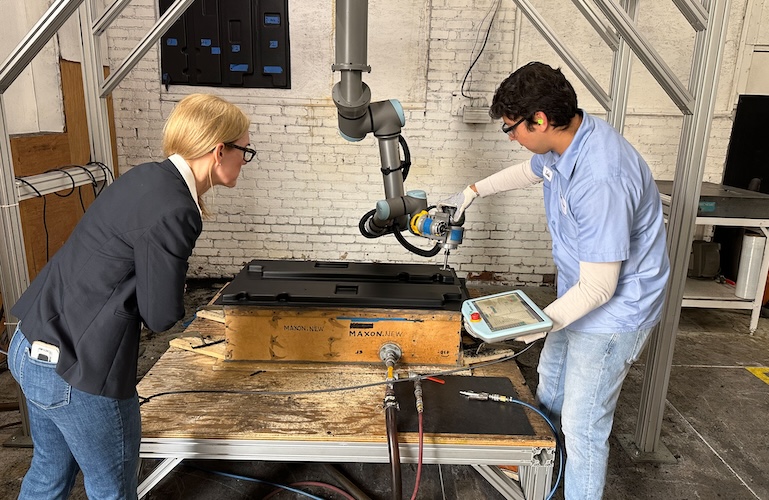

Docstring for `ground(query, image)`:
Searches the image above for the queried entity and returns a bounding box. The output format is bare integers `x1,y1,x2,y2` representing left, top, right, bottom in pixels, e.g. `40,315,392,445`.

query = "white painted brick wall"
104,0,749,284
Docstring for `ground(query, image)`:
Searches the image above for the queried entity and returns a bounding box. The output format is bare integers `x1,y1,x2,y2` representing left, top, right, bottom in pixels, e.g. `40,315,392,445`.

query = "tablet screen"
474,292,545,332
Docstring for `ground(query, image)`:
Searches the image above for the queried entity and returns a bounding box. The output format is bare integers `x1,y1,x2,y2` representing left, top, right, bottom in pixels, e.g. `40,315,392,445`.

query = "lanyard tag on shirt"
543,166,553,182
560,195,568,215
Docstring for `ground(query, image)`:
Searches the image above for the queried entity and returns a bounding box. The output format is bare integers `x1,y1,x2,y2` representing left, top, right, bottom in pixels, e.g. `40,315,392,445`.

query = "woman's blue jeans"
536,326,652,500
8,326,141,500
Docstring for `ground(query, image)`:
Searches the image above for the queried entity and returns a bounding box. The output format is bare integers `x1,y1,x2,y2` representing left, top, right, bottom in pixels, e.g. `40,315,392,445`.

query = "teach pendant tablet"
462,290,552,342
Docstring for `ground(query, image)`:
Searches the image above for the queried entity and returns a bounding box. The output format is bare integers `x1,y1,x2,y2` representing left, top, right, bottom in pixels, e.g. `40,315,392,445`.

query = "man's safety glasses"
501,116,527,136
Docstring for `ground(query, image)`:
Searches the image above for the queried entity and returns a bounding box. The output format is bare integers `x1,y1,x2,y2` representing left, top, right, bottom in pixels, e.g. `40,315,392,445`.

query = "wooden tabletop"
137,317,555,449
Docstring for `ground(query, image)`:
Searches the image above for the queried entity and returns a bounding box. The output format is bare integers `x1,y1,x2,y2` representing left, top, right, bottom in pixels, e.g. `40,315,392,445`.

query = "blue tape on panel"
201,39,211,47
211,47,221,54
337,317,411,323
230,64,249,72
264,14,280,25
263,66,283,74
232,44,241,53
269,40,278,49
166,38,178,46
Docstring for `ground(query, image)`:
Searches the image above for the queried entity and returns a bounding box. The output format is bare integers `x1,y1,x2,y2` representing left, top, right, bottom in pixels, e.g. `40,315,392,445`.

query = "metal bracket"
3,429,33,449
616,433,677,464
137,457,185,499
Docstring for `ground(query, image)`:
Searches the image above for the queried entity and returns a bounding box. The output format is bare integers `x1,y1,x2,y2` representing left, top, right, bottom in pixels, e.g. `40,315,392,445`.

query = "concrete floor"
1,280,768,499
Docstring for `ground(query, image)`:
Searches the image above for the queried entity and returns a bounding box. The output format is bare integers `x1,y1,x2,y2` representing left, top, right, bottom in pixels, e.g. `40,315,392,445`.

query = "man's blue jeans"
8,327,141,500
536,326,652,500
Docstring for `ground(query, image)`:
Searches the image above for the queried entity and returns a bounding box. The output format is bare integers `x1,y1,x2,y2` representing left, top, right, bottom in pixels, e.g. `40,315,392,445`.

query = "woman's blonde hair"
163,93,250,159
162,94,250,216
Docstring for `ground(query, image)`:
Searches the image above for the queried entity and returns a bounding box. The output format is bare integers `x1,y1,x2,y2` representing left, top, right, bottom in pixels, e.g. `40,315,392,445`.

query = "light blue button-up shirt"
530,111,670,333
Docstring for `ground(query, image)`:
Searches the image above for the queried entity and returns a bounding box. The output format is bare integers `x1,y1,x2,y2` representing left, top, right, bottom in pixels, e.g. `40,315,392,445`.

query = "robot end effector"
360,190,465,269
409,203,465,269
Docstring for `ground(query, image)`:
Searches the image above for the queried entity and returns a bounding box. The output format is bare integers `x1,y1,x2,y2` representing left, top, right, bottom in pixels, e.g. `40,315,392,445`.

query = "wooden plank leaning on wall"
0,58,117,357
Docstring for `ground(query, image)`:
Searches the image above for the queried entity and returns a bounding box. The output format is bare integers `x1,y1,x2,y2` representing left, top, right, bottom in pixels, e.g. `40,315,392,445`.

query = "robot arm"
332,0,409,232
332,0,463,265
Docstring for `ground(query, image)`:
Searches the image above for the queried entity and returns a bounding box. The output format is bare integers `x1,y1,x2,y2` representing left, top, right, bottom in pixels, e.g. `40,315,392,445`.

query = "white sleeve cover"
474,160,541,197
543,261,622,332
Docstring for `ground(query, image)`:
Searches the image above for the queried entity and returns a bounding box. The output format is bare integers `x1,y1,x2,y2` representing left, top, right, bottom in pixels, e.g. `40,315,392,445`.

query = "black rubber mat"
393,375,535,436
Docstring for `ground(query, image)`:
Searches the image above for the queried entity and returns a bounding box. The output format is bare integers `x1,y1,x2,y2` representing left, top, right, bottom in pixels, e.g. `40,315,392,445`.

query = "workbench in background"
136,315,556,500
657,180,769,333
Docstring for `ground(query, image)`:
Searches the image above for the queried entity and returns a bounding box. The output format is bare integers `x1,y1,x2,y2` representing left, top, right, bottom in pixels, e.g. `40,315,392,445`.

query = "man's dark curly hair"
489,62,578,130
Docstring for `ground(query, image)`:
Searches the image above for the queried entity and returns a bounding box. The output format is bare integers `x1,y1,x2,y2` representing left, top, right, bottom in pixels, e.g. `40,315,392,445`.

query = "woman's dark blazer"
12,159,203,399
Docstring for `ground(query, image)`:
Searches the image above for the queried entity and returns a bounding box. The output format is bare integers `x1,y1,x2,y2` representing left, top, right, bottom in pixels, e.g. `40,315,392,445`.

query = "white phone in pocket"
30,341,60,364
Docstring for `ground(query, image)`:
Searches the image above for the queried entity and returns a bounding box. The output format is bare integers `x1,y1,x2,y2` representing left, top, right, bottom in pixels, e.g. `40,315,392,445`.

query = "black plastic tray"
215,260,468,311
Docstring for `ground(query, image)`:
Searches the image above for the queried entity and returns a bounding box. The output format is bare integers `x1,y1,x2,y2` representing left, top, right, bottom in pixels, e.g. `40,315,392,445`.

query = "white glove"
438,185,479,220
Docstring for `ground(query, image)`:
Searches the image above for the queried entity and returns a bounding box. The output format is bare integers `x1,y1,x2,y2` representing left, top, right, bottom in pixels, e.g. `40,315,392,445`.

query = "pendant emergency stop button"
470,312,481,322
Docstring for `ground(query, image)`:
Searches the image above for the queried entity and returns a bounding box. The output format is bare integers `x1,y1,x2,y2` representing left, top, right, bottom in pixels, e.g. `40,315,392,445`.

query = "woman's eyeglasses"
226,143,256,162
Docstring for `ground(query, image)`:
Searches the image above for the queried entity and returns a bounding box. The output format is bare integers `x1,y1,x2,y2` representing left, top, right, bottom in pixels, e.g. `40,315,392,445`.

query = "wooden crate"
224,306,463,365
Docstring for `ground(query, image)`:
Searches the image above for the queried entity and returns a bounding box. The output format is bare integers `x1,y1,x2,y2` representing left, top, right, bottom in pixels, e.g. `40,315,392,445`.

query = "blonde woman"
8,94,253,499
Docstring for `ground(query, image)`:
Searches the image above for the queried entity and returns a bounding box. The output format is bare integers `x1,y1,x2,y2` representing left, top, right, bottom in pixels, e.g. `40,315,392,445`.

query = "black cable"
45,168,76,198
358,200,442,256
16,177,48,262
87,161,114,195
88,161,115,182
72,164,98,188
46,166,87,213
70,165,99,212
360,135,412,244
13,164,107,264
393,222,442,257
380,136,412,179
398,135,411,181
461,0,502,99
359,209,392,239
17,165,92,260
191,339,225,349
137,340,542,405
